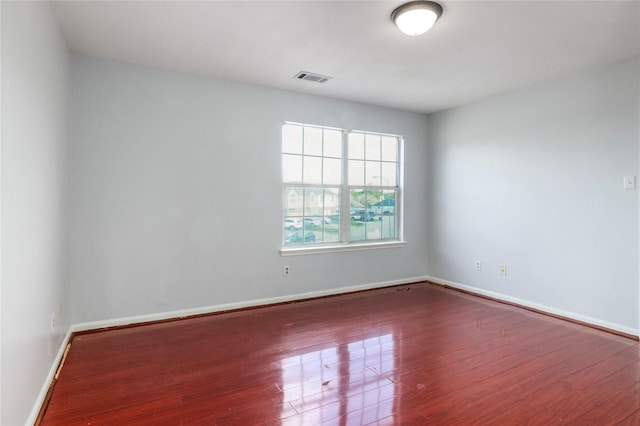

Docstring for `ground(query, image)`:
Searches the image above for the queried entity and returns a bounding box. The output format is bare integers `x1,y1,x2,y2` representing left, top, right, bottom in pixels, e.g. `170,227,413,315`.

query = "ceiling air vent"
294,71,332,84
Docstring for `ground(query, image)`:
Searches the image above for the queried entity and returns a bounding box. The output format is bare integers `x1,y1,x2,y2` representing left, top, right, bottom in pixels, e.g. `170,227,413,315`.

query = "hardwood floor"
39,282,640,425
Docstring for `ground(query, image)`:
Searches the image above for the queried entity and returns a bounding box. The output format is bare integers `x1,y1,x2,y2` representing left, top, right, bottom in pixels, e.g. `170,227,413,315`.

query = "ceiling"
51,0,640,114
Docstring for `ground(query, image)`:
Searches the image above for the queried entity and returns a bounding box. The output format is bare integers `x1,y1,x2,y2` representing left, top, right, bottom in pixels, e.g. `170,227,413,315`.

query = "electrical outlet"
500,265,507,276
283,265,290,276
51,312,56,331
475,261,482,271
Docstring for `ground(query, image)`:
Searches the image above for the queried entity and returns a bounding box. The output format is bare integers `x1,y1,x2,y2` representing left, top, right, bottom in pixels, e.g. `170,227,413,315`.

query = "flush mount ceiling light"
391,1,443,36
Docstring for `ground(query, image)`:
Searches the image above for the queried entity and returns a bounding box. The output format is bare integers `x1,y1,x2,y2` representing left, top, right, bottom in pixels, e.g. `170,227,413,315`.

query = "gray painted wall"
69,55,430,324
427,56,640,331
1,2,71,424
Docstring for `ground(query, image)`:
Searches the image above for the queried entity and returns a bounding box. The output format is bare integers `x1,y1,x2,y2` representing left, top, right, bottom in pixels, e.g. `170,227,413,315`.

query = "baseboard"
426,275,639,339
27,328,73,425
70,275,430,333
30,275,430,423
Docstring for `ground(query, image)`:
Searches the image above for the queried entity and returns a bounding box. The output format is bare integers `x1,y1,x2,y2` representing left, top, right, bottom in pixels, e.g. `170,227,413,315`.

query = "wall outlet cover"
623,175,636,190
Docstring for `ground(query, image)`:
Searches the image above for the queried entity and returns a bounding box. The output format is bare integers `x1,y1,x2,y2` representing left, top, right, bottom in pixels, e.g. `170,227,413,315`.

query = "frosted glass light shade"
391,1,443,36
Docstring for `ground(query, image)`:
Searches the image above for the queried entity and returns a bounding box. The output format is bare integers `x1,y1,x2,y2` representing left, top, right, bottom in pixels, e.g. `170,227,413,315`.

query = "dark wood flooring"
39,282,640,425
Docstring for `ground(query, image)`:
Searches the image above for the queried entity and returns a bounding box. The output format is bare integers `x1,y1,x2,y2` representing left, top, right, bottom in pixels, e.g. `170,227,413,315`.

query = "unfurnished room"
1,0,639,424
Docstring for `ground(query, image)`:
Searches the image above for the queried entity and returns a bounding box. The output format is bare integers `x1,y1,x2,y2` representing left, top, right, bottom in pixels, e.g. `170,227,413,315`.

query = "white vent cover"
294,71,332,84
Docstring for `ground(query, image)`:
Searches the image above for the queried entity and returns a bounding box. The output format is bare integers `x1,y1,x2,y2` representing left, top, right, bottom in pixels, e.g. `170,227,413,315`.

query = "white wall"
69,55,430,324
1,1,70,424
427,56,640,333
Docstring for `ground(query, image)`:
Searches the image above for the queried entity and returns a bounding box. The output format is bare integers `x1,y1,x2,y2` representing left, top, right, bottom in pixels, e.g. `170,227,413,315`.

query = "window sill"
280,240,406,256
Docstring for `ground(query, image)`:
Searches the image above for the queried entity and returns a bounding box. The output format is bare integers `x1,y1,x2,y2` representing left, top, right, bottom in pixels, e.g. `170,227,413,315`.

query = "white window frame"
281,122,406,256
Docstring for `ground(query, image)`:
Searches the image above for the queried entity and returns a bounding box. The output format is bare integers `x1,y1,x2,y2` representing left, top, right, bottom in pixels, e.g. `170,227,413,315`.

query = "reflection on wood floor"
40,282,640,425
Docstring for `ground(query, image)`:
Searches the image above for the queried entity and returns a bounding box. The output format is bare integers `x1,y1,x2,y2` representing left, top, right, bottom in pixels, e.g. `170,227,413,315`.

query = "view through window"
282,123,401,247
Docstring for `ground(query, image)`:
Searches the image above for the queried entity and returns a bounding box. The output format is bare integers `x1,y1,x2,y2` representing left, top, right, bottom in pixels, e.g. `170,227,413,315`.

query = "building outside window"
282,122,402,248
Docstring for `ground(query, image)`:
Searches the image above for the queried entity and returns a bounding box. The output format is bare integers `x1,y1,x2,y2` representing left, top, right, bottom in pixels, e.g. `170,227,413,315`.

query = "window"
282,123,402,250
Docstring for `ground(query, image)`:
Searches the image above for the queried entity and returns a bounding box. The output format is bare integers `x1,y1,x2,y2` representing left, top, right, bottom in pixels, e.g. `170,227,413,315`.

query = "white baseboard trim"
29,275,430,423
70,275,431,333
26,328,73,425
426,275,639,338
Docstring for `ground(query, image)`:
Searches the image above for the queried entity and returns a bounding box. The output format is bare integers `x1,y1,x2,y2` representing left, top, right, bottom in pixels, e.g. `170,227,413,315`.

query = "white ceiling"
51,0,640,114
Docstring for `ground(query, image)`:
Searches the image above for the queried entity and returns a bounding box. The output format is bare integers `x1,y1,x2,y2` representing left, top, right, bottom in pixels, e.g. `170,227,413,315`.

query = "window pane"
282,125,302,154
350,188,392,241
302,190,326,241
283,154,302,183
348,133,364,159
381,162,397,187
302,189,321,244
365,161,380,186
284,186,303,223
378,190,396,215
381,136,397,161
350,221,366,241
323,220,340,242
350,188,374,241
323,158,341,185
284,216,302,230
348,160,365,185
324,130,342,158
304,127,322,156
379,190,396,239
350,189,375,219
350,188,364,207
365,134,381,161
381,214,396,239
284,197,311,245
304,188,323,217
303,156,322,184
324,188,340,217
366,220,382,240
349,189,366,242
283,210,304,245
284,188,341,245
323,189,340,243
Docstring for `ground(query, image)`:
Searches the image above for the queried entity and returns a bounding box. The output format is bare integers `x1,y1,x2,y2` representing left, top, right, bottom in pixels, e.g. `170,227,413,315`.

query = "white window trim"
281,122,404,255
280,240,407,256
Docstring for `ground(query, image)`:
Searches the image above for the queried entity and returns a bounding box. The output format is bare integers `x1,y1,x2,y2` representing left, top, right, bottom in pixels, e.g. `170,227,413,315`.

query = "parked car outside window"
284,218,302,230
350,210,376,222
284,230,316,244
303,217,322,227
